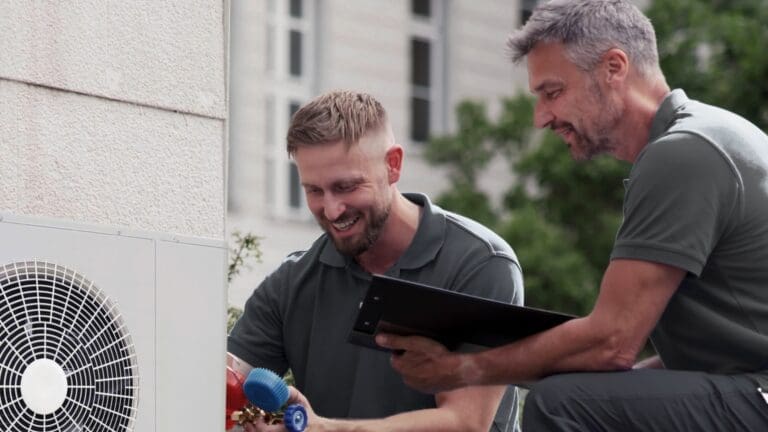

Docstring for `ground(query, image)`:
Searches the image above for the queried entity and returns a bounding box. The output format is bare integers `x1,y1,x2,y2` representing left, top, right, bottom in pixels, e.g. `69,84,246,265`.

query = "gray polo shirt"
612,90,768,376
229,193,523,430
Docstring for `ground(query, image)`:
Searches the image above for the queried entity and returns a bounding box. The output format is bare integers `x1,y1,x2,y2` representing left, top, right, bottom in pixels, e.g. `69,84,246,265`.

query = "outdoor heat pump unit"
0,213,227,431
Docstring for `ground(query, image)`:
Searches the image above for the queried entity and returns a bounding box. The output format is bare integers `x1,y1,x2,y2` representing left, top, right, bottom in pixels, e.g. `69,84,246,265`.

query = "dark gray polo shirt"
612,90,768,377
229,193,523,430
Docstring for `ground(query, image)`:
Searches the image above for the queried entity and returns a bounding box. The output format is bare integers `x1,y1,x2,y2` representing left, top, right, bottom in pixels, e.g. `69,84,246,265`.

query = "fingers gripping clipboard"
348,274,576,353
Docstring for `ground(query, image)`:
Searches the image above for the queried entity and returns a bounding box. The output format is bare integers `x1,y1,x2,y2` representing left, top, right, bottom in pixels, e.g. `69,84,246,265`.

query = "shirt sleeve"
227,268,290,375
454,254,524,306
611,132,741,276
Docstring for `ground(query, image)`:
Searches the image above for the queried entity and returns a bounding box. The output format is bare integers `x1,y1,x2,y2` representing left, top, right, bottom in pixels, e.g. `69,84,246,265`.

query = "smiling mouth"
555,125,574,138
332,216,360,231
552,125,578,148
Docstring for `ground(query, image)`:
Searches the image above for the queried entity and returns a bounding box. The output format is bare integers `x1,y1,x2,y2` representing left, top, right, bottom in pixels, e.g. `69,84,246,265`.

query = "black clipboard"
348,274,576,352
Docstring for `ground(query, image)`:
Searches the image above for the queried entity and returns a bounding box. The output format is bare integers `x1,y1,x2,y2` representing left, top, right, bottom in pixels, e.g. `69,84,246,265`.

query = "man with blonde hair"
228,90,524,431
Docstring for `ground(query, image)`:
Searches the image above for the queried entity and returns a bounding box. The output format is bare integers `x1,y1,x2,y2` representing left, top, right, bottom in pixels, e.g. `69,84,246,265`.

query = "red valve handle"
226,366,248,430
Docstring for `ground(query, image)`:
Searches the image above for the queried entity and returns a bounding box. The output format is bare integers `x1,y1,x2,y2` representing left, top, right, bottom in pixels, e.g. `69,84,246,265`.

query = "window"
412,0,431,18
289,101,301,120
265,158,275,205
410,97,430,143
411,38,431,87
289,0,303,18
289,30,303,77
410,38,432,142
265,96,275,147
521,0,538,25
288,162,302,209
410,38,431,142
409,2,445,144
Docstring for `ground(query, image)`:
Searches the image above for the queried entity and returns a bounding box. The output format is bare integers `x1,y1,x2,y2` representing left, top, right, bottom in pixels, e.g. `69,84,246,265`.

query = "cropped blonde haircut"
286,90,388,157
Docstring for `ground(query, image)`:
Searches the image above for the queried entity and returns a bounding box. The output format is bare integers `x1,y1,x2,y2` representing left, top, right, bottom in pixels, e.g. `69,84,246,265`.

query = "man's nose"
533,100,554,129
323,195,346,221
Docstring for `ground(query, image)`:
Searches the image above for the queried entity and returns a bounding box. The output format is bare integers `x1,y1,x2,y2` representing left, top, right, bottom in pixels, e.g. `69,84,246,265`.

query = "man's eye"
337,184,356,193
546,90,561,100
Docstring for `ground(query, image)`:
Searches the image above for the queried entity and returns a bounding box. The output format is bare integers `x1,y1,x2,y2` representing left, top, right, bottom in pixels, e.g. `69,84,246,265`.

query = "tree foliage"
228,231,262,283
648,0,768,130
425,0,766,316
227,231,262,331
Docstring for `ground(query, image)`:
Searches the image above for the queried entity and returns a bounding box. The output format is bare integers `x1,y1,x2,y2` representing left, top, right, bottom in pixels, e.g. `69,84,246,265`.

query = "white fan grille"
0,261,138,431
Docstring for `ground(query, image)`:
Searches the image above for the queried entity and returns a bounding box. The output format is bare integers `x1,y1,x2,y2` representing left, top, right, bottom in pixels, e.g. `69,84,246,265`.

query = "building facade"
0,0,227,239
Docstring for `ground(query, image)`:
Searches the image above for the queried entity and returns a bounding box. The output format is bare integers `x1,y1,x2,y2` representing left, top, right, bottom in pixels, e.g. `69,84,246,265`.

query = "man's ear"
384,145,404,184
603,48,629,85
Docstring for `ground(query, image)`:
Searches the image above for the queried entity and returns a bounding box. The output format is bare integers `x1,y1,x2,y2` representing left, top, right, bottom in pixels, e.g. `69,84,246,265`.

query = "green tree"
423,102,498,227
510,135,629,275
647,0,768,130
227,231,262,332
496,204,599,313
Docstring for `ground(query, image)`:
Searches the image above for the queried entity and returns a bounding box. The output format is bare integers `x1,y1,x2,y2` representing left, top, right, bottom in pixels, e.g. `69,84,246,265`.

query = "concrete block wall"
0,0,227,239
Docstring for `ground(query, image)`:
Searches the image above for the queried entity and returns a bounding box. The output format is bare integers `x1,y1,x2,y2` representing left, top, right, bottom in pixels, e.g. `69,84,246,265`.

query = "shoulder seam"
443,213,519,263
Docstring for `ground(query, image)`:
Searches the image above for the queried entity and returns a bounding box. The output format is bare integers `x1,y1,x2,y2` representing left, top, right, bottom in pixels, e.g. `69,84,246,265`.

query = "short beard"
325,200,391,257
576,132,617,161
578,78,623,160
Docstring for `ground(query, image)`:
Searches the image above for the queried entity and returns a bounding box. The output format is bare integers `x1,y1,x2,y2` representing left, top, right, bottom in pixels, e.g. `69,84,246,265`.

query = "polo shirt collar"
398,193,444,270
648,88,689,144
318,192,445,271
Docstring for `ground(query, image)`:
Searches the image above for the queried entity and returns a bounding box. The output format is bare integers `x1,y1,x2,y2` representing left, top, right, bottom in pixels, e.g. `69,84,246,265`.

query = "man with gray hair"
228,90,524,431
378,0,768,430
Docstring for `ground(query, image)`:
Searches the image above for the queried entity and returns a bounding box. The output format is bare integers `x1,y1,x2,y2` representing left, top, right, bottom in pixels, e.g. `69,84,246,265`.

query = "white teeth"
333,216,359,231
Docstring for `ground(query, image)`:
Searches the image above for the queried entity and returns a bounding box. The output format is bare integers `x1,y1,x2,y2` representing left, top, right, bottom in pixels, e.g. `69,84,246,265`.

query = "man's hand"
375,334,475,394
244,362,505,432
243,386,318,432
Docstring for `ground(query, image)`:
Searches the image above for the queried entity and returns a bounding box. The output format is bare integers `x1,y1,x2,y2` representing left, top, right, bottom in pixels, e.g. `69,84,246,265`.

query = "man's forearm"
314,409,469,432
466,315,634,386
306,385,505,432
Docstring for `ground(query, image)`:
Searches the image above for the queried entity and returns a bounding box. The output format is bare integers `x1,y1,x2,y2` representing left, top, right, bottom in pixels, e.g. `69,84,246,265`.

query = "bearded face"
528,42,625,161
294,135,395,258
552,77,624,161
317,194,391,257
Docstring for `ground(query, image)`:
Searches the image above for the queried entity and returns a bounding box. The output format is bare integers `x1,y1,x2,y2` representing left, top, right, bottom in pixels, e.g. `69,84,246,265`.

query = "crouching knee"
522,374,588,431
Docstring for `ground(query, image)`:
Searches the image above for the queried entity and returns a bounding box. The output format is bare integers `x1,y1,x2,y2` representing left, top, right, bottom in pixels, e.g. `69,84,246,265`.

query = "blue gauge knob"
242,368,289,412
283,404,308,432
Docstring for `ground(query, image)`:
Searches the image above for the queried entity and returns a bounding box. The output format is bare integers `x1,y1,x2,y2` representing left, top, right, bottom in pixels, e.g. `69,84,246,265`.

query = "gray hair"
507,0,661,78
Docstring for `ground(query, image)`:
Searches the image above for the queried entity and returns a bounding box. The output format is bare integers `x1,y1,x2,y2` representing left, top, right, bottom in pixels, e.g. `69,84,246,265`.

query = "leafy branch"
228,231,263,283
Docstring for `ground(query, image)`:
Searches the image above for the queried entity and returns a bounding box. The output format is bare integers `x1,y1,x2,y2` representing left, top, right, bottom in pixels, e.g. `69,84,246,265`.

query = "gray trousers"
523,370,768,431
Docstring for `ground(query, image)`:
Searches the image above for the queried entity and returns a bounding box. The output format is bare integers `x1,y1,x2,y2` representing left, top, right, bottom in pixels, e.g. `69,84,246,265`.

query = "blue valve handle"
242,368,307,431
283,404,308,432
243,368,289,412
